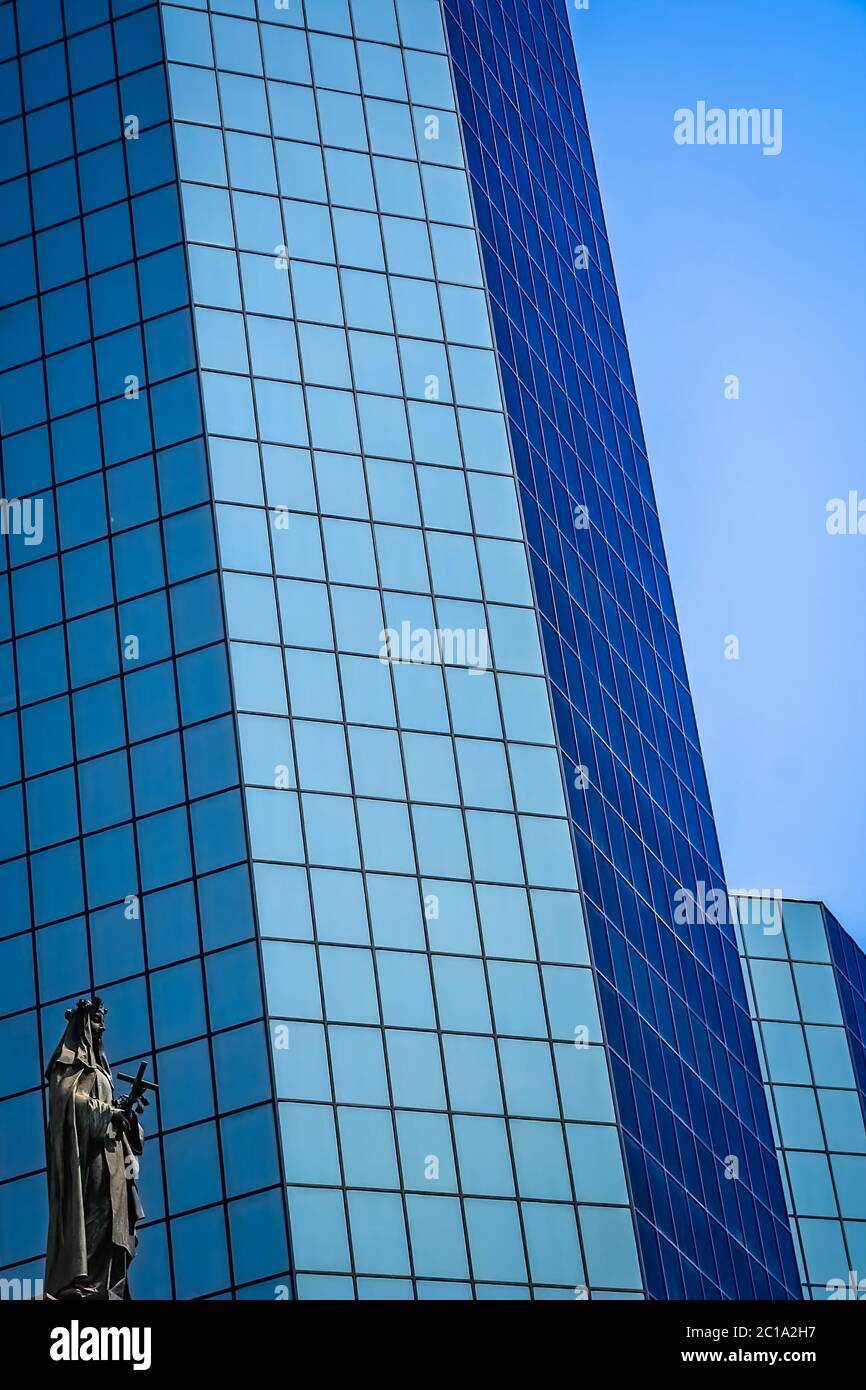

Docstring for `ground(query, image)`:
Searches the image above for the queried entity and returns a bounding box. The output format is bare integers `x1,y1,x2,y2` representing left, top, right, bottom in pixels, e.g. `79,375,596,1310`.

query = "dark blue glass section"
826,909,866,1125
443,0,800,1299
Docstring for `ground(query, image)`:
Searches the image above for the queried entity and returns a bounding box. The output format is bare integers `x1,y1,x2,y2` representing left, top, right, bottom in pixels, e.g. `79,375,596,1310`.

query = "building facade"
735,897,866,1299
441,0,800,1299
0,0,797,1299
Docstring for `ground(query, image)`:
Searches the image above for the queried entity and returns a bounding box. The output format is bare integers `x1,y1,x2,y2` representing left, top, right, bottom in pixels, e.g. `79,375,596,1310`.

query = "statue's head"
90,1000,107,1039
47,997,110,1079
65,997,107,1041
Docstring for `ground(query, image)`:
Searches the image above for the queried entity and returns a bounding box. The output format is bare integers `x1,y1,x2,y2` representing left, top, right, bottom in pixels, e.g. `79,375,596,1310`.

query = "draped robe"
45,1016,144,1300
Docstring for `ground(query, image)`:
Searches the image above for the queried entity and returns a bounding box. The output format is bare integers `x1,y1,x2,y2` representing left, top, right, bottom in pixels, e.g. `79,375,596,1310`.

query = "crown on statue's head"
65,996,107,1022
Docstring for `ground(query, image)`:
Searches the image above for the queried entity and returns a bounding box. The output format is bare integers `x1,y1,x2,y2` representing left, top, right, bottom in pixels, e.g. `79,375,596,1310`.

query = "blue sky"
569,0,866,943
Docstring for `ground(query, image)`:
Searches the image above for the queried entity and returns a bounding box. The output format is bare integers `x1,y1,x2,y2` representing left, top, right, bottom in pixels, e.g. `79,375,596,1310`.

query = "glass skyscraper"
0,0,798,1300
735,897,866,1299
441,0,800,1300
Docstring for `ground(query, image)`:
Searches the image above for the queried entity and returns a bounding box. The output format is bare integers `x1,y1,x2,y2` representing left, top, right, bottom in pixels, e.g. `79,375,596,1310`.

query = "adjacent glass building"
0,0,799,1299
735,897,866,1299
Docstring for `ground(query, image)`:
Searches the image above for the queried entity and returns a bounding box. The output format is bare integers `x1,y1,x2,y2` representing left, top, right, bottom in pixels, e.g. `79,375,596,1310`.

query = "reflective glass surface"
0,0,643,1300
0,0,809,1304
184,0,638,1301
441,0,800,1298
0,0,286,1301
736,898,866,1298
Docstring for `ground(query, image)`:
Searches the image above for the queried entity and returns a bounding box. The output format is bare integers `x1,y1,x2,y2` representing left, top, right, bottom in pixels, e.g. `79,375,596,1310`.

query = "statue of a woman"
44,998,144,1300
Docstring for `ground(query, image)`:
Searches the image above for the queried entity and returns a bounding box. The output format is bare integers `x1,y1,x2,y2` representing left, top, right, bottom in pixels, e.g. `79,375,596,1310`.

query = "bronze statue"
44,998,151,1300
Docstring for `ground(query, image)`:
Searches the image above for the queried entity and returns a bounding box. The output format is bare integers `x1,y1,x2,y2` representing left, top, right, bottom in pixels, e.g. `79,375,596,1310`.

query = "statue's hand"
111,1107,131,1137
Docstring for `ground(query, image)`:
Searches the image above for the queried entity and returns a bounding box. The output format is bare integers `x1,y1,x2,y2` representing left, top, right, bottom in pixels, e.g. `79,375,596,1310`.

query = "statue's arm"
65,1073,124,1142
77,1091,116,1140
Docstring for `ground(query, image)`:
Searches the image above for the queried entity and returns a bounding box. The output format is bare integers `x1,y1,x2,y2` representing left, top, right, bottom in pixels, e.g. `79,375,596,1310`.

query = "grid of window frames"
0,0,292,1300
735,898,866,1299
0,0,648,1302
169,0,641,1300
441,0,801,1298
